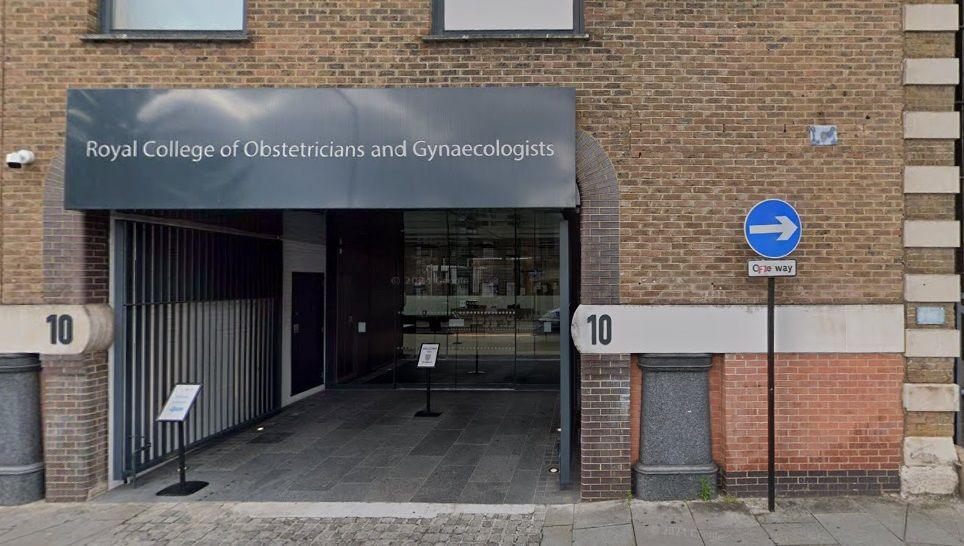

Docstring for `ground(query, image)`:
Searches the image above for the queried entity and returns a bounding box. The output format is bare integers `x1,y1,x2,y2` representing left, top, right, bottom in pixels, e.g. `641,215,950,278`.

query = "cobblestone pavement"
0,502,544,545
2,496,964,545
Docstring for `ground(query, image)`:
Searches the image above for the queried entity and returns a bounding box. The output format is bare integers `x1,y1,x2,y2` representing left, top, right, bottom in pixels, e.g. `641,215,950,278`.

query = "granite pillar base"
635,354,717,501
0,354,44,505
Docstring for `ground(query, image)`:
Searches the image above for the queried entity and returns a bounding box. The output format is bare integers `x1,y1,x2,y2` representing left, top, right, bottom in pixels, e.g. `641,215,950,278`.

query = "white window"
435,0,582,34
108,0,245,32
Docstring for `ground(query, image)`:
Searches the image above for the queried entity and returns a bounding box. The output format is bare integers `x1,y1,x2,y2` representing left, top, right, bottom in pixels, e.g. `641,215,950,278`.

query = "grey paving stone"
457,423,499,445
631,501,696,527
541,525,572,546
755,511,818,525
572,523,634,546
486,434,527,456
362,479,423,502
814,512,904,546
544,504,574,527
852,496,908,539
342,465,390,483
459,481,509,504
637,523,706,546
905,507,961,545
409,429,464,456
440,443,486,467
315,482,375,501
762,522,837,545
359,449,406,468
689,501,760,530
386,455,443,479
573,500,631,530
701,526,774,546
411,465,475,503
471,456,521,483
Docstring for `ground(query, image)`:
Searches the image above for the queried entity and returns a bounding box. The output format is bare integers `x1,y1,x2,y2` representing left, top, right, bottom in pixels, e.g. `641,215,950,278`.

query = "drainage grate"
248,432,293,445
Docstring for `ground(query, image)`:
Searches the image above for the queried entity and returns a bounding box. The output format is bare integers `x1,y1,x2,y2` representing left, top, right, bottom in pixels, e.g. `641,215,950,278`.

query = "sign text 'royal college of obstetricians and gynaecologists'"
64,88,577,210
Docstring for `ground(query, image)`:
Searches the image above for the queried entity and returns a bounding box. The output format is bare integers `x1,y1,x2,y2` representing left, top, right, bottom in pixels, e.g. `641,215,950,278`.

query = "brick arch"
575,130,631,500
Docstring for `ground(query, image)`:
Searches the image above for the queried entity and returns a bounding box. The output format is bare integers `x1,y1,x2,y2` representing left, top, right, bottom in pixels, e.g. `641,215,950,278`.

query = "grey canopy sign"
65,87,576,210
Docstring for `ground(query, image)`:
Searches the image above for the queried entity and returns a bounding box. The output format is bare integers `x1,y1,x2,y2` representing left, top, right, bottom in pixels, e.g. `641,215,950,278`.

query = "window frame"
96,0,248,40
429,0,586,40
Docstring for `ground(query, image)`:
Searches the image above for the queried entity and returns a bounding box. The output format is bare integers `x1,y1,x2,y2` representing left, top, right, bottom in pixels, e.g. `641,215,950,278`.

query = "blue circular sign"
743,199,802,259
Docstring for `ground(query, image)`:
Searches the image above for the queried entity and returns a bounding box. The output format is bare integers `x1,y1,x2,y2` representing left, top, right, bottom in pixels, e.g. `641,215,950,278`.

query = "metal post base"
414,410,442,418
157,481,208,496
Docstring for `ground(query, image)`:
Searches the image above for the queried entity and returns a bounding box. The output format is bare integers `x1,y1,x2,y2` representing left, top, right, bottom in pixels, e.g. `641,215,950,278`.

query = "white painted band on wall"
904,220,961,248
904,4,960,31
904,58,960,85
571,304,903,354
905,274,961,302
0,304,113,355
905,328,961,358
904,166,960,194
904,112,961,140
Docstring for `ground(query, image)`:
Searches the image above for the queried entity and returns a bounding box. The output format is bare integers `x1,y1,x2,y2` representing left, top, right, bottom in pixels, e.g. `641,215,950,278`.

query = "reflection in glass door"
393,210,562,389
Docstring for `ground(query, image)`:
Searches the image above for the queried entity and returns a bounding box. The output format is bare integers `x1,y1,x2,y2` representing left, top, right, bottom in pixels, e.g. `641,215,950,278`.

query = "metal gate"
112,219,282,482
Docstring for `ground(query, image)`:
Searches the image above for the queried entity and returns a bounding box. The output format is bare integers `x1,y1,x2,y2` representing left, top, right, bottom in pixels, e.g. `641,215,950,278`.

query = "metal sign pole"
177,421,187,490
767,277,776,512
743,198,801,514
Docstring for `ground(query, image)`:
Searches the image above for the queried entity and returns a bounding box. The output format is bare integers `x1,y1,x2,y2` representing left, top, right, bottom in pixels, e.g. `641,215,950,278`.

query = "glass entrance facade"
332,210,563,389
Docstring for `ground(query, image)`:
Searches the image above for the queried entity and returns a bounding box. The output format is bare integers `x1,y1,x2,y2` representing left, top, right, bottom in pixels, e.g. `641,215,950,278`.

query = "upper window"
431,0,584,37
103,0,245,34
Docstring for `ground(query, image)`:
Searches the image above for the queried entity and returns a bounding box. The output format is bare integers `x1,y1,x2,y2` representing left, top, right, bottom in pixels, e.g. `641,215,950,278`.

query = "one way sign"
744,199,802,259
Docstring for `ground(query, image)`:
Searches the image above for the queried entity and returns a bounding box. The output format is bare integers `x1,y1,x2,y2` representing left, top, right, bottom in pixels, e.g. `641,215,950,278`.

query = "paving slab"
905,507,961,545
762,522,837,545
572,522,634,546
541,525,572,546
701,526,775,546
631,501,696,527
814,512,904,546
544,504,574,527
689,501,760,529
633,522,704,546
573,500,631,530
852,496,909,539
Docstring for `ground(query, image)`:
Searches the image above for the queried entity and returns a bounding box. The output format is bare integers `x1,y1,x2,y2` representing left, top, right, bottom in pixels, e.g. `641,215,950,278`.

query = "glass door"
449,211,517,387
395,210,562,389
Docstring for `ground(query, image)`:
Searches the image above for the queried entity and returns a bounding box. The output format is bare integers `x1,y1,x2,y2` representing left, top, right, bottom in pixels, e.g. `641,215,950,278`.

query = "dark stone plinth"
634,354,717,501
0,354,44,505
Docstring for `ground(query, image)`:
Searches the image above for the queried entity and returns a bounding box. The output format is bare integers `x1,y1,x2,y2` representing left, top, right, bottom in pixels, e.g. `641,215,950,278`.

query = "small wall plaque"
809,125,838,146
916,306,946,325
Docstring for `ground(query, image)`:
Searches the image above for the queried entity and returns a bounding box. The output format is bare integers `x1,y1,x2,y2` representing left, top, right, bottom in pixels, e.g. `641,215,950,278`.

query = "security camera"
6,150,35,169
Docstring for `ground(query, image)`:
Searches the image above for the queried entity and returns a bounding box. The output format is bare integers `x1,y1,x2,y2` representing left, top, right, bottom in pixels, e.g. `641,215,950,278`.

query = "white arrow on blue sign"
743,199,802,259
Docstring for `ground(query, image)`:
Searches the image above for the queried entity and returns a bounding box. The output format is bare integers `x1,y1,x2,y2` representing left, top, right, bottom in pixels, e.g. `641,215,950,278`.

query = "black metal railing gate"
112,219,282,482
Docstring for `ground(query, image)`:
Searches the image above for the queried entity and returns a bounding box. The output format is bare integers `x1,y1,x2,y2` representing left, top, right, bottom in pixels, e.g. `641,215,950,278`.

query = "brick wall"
1,1,905,307
714,354,904,496
0,1,909,500
629,353,904,496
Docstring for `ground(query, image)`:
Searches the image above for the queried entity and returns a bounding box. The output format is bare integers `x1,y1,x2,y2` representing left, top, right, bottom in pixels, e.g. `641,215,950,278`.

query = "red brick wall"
717,354,903,474
632,353,903,494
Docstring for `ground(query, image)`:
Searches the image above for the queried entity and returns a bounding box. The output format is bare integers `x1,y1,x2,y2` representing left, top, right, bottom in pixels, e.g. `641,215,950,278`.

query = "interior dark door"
291,272,325,396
